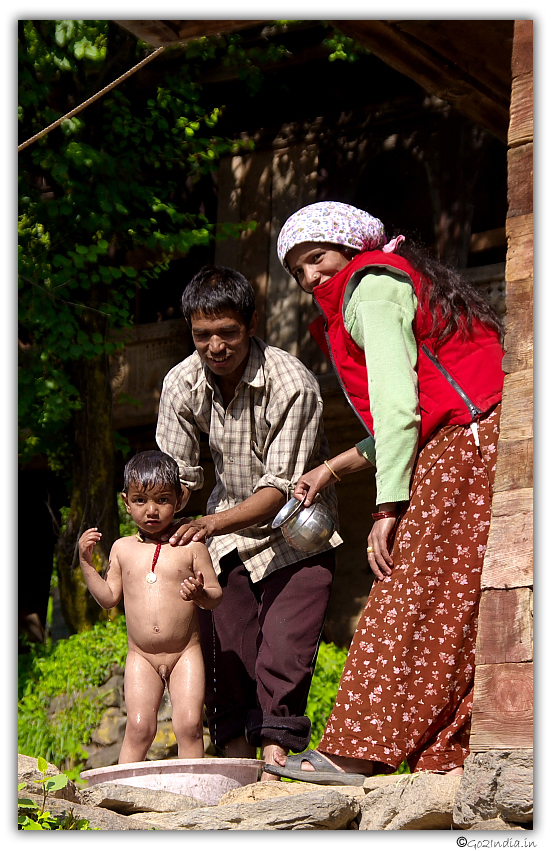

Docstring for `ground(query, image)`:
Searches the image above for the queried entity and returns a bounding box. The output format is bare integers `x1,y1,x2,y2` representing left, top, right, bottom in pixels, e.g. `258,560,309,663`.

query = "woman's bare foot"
272,749,373,776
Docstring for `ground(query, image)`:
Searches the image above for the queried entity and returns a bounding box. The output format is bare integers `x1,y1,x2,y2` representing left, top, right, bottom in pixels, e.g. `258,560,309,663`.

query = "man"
156,265,342,779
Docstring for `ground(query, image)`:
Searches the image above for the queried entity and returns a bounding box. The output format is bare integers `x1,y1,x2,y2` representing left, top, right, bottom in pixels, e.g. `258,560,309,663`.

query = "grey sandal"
263,749,368,786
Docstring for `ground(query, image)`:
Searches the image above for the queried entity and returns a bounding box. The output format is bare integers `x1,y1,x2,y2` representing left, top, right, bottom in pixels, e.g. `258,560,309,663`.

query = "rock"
19,790,161,830
358,773,462,830
145,721,179,760
96,674,125,707
18,743,534,831
217,776,402,809
362,774,408,792
204,729,217,756
219,779,369,805
453,750,533,828
219,780,298,804
494,753,534,825
156,689,173,722
83,742,122,769
145,720,178,760
48,673,124,718
92,708,127,745
464,817,528,830
128,789,360,830
18,754,81,804
80,781,206,814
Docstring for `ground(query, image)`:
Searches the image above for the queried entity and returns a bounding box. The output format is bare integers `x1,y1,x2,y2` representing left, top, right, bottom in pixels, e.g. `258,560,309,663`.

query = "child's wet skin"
78,458,222,764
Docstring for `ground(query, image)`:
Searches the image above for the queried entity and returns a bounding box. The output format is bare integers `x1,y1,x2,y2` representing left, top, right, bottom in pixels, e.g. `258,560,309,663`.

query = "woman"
264,201,504,783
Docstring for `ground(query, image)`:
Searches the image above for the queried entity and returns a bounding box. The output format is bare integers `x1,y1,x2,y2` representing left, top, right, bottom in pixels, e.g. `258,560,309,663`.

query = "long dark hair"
395,241,504,347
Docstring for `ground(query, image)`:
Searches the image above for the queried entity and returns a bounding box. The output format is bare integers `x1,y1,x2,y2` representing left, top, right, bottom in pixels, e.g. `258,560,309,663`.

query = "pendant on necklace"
146,541,162,585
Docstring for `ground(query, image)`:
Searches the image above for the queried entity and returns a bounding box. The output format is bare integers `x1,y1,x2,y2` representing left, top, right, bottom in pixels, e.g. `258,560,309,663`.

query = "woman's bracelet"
372,510,397,520
324,460,341,482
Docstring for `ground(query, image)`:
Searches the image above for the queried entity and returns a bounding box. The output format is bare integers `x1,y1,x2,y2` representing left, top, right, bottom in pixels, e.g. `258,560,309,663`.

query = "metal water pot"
272,496,336,553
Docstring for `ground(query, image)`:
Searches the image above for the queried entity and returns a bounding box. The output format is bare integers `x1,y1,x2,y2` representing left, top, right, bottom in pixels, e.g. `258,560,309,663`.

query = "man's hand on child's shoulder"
169,516,218,547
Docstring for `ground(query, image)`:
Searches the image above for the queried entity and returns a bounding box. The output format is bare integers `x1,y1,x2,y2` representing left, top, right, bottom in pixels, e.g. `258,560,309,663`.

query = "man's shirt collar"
199,336,266,392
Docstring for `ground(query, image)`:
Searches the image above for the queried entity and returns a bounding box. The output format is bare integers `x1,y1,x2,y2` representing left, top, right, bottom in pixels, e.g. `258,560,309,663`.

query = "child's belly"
125,589,198,655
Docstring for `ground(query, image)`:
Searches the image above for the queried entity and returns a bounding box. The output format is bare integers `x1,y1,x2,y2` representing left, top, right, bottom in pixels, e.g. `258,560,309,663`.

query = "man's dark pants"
196,548,336,753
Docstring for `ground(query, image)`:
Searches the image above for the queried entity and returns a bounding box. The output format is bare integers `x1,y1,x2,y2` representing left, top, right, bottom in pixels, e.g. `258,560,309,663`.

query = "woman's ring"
367,546,374,554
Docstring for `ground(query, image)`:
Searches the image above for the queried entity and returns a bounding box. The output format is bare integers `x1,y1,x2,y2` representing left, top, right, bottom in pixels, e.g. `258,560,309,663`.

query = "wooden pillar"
470,20,533,752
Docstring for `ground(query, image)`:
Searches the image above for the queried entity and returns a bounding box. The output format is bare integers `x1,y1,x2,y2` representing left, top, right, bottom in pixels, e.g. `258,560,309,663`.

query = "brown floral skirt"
319,404,501,772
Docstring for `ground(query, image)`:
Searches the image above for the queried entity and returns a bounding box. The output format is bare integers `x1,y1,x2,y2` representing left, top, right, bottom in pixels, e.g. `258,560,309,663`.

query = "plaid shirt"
156,337,342,581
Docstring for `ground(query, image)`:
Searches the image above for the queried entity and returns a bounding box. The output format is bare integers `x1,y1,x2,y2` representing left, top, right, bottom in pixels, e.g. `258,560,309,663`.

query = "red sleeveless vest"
309,250,504,448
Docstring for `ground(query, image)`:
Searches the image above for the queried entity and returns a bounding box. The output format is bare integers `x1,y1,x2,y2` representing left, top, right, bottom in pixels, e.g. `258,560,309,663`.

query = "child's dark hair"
123,450,181,496
181,265,256,326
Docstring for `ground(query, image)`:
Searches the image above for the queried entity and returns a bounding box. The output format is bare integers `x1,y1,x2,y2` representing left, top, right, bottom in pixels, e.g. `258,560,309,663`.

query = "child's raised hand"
180,567,205,604
79,527,102,566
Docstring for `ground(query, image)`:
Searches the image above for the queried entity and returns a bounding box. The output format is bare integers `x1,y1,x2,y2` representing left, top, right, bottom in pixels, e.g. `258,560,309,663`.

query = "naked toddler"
78,450,222,764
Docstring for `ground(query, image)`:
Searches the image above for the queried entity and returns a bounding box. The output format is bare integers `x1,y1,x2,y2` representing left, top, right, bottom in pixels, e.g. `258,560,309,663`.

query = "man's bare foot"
272,749,373,776
261,741,288,781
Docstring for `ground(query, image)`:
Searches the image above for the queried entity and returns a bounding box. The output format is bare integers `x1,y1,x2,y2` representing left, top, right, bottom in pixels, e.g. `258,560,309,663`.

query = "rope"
18,46,165,152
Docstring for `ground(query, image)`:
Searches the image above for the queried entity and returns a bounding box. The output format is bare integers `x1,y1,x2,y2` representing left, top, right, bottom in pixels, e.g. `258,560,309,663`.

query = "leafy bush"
304,641,348,751
117,492,138,538
18,617,128,774
18,756,97,829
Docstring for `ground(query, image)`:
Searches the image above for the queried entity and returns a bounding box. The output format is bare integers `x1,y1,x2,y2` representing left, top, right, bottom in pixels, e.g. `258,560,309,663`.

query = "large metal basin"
81,757,264,806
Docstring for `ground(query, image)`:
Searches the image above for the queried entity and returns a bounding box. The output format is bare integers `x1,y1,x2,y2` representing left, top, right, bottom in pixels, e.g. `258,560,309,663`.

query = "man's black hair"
123,450,181,496
181,265,256,326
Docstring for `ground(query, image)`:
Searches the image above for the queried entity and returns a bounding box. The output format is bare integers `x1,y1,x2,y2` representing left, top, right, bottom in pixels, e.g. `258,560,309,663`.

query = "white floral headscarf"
277,201,404,272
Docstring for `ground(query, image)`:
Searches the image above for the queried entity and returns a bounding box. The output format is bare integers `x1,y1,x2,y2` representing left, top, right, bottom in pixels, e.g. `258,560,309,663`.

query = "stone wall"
19,752,532,831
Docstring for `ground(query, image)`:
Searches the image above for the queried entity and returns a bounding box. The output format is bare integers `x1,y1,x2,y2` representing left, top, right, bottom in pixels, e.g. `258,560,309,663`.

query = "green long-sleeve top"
343,265,420,505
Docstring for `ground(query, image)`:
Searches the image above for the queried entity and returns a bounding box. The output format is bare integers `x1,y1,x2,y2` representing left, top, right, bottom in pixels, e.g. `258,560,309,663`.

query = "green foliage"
18,20,252,473
304,641,348,751
18,617,128,773
322,27,371,63
218,32,291,96
117,492,138,538
18,18,370,476
18,756,97,829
